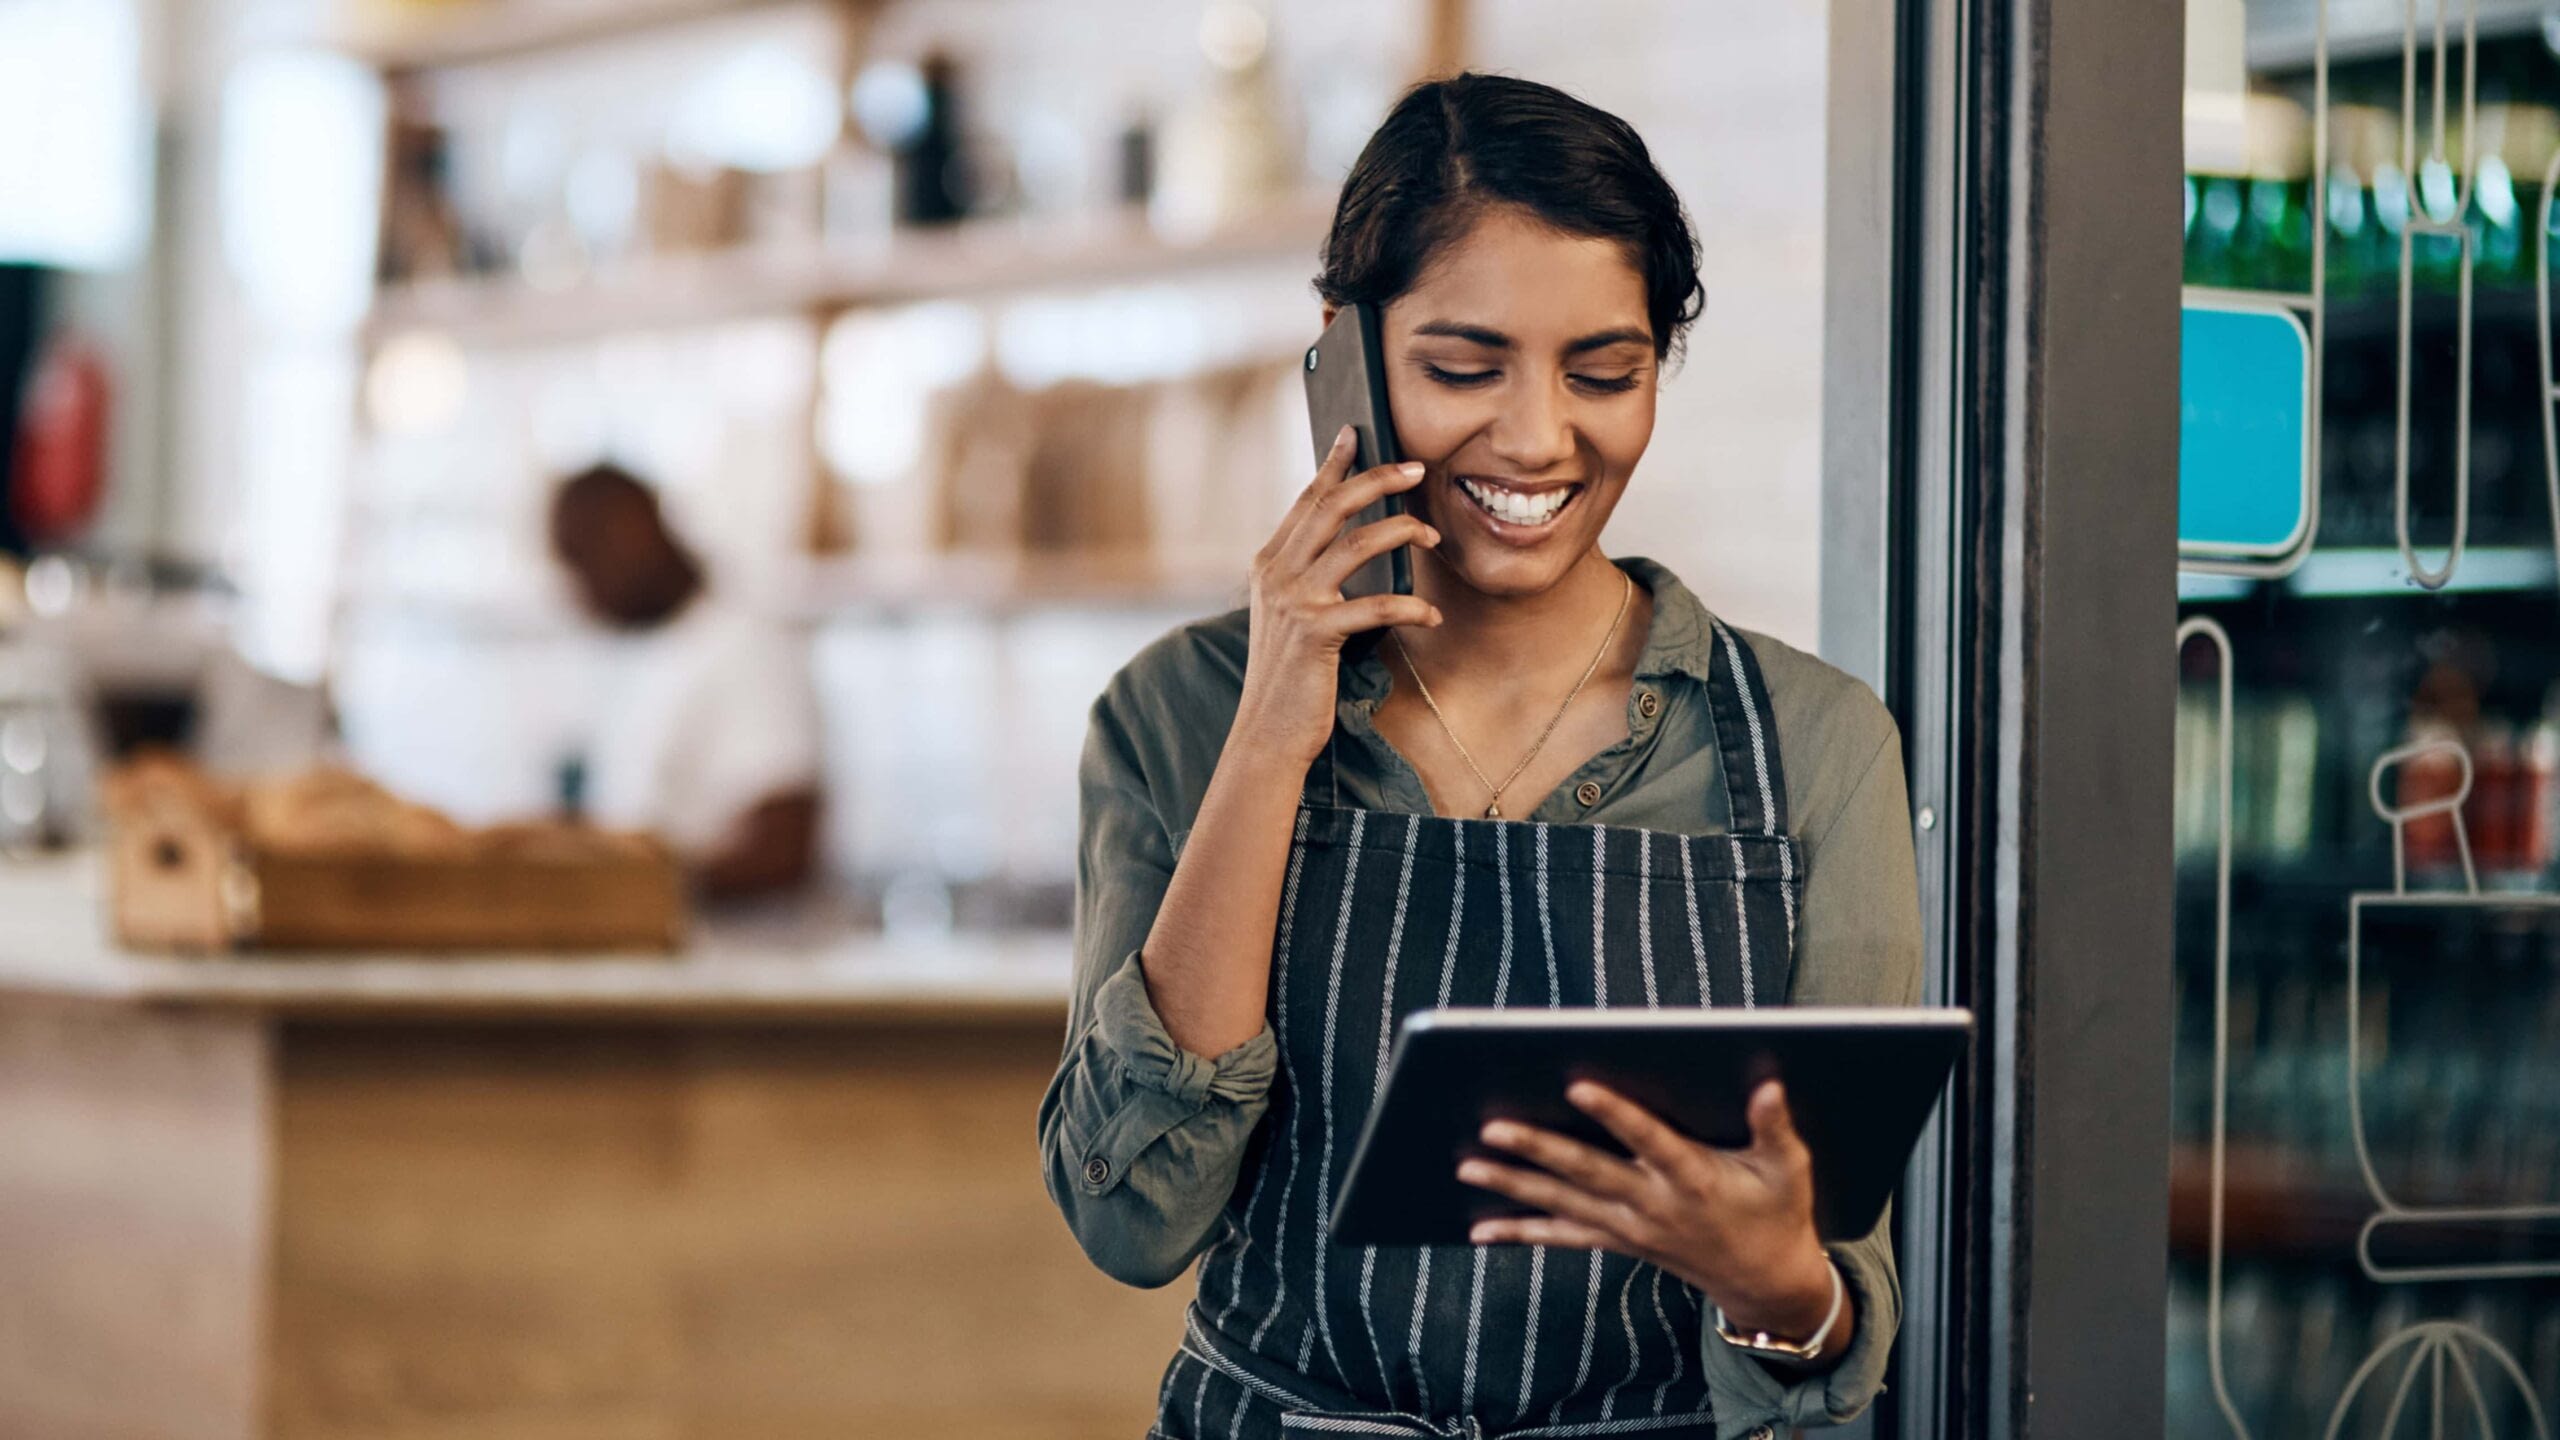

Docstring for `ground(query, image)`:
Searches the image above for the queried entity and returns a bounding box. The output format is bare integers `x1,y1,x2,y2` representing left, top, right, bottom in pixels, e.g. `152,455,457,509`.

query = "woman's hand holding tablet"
1460,1077,1847,1355
1326,1008,1969,1360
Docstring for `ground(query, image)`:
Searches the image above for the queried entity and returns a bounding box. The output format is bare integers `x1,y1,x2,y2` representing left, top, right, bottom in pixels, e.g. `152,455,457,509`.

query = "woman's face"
1369,204,1659,600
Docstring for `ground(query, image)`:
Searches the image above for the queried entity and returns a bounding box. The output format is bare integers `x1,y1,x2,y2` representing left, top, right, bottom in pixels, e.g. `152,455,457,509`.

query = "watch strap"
1711,1256,1845,1361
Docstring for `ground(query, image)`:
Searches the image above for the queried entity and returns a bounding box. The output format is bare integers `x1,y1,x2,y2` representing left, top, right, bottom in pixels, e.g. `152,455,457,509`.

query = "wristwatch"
1711,1257,1845,1362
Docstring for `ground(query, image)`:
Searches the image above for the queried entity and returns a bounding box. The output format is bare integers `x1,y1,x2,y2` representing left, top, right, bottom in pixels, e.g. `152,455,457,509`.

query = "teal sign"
2179,300,2312,559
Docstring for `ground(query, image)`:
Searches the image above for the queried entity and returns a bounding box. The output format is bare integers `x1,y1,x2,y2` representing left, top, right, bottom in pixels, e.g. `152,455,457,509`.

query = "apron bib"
1151,619,1803,1440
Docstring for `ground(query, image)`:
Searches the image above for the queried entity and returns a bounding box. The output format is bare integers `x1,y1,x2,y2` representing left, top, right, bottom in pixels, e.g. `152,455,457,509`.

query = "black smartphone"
1302,302,1414,600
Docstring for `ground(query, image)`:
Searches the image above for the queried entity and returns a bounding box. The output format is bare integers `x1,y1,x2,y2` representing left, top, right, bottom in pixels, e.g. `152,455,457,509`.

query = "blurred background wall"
4,0,1834,919
0,5,1856,1435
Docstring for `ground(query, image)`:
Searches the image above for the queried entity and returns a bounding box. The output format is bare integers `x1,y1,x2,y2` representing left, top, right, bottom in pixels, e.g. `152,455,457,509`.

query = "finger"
1286,460,1425,569
1261,427,1359,563
1311,513,1440,594
1455,1156,1632,1233
1323,592,1441,636
1319,423,1359,483
1279,461,1427,572
1468,1214,1622,1251
1566,1081,1703,1179
1476,1119,1646,1205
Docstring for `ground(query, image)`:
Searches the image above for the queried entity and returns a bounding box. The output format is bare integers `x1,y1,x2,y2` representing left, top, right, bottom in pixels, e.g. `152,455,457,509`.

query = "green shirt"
1039,555,1924,1438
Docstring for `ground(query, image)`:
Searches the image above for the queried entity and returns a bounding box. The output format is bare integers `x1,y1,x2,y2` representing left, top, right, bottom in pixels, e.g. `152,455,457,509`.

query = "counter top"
0,854,1075,1024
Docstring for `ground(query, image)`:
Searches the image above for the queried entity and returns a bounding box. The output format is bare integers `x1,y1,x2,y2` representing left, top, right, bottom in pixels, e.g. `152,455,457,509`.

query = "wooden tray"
108,808,685,955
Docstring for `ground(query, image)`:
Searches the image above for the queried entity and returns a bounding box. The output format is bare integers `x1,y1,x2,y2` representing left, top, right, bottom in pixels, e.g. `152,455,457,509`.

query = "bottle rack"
2174,12,2560,1437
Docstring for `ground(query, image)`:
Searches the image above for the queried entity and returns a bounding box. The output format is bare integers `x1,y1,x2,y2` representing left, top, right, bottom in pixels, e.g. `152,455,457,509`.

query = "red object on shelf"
2400,725,2467,874
2469,724,2517,876
10,335,112,544
2522,715,2559,876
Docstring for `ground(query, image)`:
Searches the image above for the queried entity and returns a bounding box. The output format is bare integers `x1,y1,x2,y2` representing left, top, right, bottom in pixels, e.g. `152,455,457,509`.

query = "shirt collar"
1339,554,1720,706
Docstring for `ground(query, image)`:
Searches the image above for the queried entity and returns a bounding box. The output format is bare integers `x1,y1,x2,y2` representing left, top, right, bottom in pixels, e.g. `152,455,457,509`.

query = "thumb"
1745,1078,1800,1158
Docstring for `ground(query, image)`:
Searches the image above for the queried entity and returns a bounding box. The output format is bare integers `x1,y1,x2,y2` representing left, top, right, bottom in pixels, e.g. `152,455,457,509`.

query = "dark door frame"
1823,0,2183,1434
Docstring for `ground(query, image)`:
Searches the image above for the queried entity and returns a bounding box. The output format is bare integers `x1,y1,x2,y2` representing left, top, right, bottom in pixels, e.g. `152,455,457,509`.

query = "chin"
1427,542,1584,599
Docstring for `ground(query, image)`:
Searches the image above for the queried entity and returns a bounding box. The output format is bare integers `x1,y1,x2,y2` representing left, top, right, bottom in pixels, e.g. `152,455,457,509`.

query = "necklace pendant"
1485,801,1502,818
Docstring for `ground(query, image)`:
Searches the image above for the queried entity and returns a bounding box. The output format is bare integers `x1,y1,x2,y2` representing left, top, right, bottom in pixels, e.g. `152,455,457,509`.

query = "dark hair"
548,461,657,549
1315,72,1705,365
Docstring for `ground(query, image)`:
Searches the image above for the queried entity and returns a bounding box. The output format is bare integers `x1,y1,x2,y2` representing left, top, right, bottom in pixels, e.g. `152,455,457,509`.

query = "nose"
1484,372,1577,473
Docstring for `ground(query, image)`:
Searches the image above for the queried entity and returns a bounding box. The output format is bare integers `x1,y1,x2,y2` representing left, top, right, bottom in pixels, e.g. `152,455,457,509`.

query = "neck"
1390,549,1641,702
616,560,705,631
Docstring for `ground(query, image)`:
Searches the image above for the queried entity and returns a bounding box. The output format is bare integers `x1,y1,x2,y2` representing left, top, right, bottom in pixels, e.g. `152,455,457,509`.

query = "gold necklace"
1388,568,1633,819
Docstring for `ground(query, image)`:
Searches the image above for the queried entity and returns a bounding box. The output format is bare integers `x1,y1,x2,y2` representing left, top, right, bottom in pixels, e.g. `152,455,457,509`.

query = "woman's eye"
1419,364,1638,393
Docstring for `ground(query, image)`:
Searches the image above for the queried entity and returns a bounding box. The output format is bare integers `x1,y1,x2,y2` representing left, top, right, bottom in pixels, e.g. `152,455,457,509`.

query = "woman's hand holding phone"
1133,425,1436,1061
1234,425,1442,768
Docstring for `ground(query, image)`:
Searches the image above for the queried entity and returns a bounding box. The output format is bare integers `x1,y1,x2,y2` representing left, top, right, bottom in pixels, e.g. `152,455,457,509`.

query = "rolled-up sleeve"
1698,719,1924,1436
1037,678,1278,1289
1693,1205,1903,1438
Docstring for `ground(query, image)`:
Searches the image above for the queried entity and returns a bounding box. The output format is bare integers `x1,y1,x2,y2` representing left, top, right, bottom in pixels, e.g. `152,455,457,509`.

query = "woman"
1039,73,1921,1440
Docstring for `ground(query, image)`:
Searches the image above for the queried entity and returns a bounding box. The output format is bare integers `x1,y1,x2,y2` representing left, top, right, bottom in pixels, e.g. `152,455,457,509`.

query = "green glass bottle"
2240,174,2312,292
2189,172,2245,288
2232,91,2314,293
2412,154,2465,294
2482,102,2559,292
2473,153,2521,288
2327,102,2401,300
2321,158,2372,296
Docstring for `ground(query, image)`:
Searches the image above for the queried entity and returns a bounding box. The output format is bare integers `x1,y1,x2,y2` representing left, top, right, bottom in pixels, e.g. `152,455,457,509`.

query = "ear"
1319,302,1338,330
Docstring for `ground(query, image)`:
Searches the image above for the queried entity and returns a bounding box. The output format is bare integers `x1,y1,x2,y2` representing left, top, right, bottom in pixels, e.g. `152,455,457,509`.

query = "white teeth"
1458,478,1575,526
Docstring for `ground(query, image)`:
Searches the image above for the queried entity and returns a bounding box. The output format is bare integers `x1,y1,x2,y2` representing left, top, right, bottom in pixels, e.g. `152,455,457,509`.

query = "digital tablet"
1328,1007,1971,1247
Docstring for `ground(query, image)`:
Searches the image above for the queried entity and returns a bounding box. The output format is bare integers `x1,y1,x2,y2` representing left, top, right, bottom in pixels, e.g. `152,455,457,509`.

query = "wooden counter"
0,855,1081,1022
0,855,1191,1440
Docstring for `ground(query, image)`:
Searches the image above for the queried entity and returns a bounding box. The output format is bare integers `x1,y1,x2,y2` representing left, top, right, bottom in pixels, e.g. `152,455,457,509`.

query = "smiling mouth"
1455,476,1585,529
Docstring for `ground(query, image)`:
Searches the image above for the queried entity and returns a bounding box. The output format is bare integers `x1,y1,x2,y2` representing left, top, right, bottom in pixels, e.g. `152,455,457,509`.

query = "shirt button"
1574,780,1603,807
1083,1156,1111,1187
1747,1428,1776,1440
1637,689,1660,719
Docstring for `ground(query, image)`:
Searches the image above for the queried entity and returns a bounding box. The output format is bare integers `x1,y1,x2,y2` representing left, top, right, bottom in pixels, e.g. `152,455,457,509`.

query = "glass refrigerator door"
2172,1,2560,1434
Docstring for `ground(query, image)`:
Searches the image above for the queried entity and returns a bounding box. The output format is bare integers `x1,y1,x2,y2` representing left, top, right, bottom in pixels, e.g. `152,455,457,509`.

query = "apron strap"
1702,617,1789,837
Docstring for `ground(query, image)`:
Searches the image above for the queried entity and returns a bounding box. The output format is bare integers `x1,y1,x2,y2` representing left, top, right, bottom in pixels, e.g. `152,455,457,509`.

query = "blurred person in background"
548,460,823,901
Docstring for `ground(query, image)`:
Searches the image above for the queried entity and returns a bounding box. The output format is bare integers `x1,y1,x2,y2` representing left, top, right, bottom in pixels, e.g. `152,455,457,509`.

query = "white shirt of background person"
584,593,823,861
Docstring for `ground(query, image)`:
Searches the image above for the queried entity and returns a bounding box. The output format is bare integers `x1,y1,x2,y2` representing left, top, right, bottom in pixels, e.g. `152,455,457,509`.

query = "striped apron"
1149,621,1803,1440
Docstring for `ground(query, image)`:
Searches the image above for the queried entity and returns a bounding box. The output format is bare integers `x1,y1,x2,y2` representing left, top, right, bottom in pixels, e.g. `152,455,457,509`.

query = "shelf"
2175,855,2395,900
790,548,1248,617
364,191,1339,348
2172,1144,2374,1262
2319,284,2549,345
2244,0,2546,73
2170,1141,2560,1263
2179,546,2559,601
2174,853,2560,914
338,547,1250,636
319,0,819,71
2177,285,2547,345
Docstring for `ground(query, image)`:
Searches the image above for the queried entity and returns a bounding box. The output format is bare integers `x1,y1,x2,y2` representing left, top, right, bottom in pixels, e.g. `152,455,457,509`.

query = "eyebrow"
1411,320,1654,356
